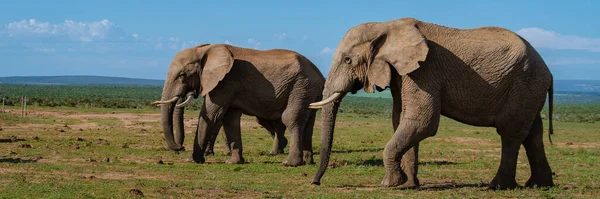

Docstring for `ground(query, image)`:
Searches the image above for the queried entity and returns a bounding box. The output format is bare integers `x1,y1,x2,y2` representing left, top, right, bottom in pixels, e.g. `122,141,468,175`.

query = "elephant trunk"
173,98,186,146
160,96,185,151
311,100,341,185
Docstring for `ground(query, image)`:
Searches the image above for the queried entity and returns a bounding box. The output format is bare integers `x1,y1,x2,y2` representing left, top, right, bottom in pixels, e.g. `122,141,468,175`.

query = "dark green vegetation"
0,75,164,86
2,83,600,122
0,80,599,198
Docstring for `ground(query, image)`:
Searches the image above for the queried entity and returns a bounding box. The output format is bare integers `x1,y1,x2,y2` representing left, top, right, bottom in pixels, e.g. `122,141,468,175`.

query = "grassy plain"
0,104,599,198
0,85,599,198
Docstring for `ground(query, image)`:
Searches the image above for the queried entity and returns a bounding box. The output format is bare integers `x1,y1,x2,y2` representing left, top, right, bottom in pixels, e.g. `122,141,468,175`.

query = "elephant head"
309,18,429,185
152,44,234,151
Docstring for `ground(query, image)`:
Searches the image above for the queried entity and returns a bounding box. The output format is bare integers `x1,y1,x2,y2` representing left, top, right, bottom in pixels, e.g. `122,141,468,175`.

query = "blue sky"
0,0,599,80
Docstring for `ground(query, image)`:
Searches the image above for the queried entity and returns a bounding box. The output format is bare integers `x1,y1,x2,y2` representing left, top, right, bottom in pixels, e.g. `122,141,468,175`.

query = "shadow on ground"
354,159,460,166
331,148,385,154
417,181,488,191
0,136,26,143
0,157,38,163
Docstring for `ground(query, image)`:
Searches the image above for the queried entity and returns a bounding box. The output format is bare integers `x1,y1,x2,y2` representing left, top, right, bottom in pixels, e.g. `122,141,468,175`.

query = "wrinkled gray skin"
156,44,324,165
310,18,554,190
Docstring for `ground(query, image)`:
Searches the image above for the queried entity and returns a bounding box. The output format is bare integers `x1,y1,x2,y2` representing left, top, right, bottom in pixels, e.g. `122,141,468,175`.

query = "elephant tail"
548,79,554,145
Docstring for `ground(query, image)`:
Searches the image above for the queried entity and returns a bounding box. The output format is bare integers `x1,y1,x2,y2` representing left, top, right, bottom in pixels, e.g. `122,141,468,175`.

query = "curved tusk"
151,96,179,106
175,95,194,108
309,93,342,109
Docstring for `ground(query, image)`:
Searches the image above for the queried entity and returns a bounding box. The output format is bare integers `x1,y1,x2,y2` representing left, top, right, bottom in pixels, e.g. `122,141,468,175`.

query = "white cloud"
146,60,159,67
274,32,287,40
132,33,138,39
35,48,56,52
155,42,163,49
302,35,309,40
224,40,233,45
517,27,600,52
320,47,332,55
181,40,200,49
247,38,261,49
6,19,121,42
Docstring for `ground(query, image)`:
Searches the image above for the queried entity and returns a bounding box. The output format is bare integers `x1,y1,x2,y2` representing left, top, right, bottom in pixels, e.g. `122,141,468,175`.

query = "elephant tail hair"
548,79,554,145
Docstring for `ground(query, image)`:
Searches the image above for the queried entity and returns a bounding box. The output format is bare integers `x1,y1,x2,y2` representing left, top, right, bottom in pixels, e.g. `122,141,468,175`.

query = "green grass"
1,104,599,198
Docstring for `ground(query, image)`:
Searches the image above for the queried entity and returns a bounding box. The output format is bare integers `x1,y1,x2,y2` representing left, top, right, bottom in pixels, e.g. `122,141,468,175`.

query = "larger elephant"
309,18,554,190
153,44,324,166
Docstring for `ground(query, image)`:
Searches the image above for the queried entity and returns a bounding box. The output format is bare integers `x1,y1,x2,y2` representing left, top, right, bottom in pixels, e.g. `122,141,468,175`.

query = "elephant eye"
344,56,352,64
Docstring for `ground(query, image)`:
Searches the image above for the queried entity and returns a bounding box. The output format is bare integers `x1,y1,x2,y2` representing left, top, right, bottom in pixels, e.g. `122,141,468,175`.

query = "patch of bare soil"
83,172,167,180
68,120,100,130
561,142,600,149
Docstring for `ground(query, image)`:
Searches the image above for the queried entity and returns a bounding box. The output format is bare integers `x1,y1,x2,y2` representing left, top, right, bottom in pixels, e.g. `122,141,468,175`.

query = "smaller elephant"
153,44,324,166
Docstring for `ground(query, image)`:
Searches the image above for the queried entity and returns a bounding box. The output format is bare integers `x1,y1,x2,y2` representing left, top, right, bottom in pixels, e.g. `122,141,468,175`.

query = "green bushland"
3,84,600,123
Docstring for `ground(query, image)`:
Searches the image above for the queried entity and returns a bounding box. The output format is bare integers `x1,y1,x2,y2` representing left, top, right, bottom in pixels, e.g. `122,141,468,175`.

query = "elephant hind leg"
281,104,310,167
206,127,225,156
223,109,245,164
399,144,419,189
257,118,287,155
523,115,554,188
301,110,316,165
489,135,524,190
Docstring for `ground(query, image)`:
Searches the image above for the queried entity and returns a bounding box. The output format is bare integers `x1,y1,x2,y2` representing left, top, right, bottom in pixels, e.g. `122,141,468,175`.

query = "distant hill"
553,80,600,95
0,75,164,87
1,76,599,96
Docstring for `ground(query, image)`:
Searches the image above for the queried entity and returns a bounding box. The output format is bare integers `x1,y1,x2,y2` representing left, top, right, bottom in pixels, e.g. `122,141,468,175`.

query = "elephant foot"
225,156,245,164
269,139,288,155
489,175,519,190
282,156,305,167
396,177,419,189
189,154,205,164
380,168,407,187
205,149,215,156
303,151,314,165
525,174,554,188
269,148,283,156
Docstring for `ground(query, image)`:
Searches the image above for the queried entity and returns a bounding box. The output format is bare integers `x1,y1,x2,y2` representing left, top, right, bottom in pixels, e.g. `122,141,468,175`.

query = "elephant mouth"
350,80,364,94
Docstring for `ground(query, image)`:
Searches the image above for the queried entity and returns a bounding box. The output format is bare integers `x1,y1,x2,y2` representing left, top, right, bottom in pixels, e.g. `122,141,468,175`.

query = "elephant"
309,18,554,190
152,43,324,166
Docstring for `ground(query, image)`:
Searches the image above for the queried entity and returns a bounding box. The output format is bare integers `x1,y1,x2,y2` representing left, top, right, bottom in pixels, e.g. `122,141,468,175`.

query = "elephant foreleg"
390,76,419,189
191,102,227,164
381,85,439,187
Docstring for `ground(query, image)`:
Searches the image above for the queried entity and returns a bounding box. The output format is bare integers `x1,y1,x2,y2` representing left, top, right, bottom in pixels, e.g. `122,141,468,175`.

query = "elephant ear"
364,58,391,93
366,23,428,92
199,45,234,96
